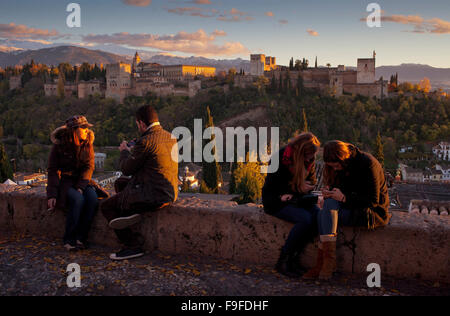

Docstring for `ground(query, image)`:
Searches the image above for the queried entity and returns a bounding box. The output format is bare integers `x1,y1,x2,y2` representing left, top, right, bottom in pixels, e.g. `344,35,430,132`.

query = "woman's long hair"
288,132,320,193
60,127,92,162
323,140,355,187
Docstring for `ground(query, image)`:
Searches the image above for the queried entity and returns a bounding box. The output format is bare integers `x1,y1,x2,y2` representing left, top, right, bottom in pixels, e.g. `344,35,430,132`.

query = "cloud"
212,29,227,37
122,0,152,6
167,7,217,18
82,29,249,57
278,19,288,25
361,14,450,34
0,23,61,40
191,0,212,4
166,6,253,22
306,29,319,36
265,12,274,17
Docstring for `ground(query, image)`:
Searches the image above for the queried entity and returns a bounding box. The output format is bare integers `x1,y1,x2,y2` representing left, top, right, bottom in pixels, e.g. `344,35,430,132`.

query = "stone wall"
0,185,449,282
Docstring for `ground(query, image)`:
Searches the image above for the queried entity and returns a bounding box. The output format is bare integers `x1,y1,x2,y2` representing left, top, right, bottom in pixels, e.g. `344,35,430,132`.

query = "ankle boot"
275,250,299,278
302,244,324,280
319,238,337,280
288,252,306,275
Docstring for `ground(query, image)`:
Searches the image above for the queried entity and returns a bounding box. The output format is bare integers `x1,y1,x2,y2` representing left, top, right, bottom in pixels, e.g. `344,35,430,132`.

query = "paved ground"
0,233,448,296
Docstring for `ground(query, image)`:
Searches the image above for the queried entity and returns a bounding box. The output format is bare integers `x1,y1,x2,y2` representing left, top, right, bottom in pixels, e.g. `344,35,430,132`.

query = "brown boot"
319,239,337,280
302,245,323,280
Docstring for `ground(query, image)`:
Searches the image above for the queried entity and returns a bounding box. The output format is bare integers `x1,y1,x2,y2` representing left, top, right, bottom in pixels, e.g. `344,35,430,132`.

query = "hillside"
0,46,130,68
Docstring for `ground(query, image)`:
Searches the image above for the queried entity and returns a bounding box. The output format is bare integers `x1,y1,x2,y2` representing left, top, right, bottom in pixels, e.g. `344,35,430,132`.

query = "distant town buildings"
9,74,22,90
262,51,388,99
399,163,450,184
250,54,277,76
95,153,106,172
105,52,216,102
44,79,105,98
92,171,122,187
13,172,46,186
433,141,450,161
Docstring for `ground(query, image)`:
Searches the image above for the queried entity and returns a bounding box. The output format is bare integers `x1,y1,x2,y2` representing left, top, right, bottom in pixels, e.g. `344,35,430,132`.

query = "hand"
325,188,346,202
300,181,315,193
280,194,294,202
317,195,324,208
119,141,131,152
321,186,332,198
77,188,83,195
47,198,56,210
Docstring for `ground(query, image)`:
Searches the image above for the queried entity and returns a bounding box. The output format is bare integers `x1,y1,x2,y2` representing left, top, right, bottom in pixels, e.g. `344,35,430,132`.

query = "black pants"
101,177,166,248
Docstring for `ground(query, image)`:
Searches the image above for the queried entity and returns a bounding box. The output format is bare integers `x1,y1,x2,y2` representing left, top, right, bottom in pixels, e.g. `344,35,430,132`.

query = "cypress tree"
0,142,13,183
302,108,309,132
374,132,384,168
201,106,223,193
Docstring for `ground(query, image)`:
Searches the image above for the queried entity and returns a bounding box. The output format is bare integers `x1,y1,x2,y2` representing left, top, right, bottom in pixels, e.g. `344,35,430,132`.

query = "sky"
1,0,450,67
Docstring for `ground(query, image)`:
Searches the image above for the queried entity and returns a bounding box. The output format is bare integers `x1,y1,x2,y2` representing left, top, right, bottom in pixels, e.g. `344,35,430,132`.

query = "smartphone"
127,139,136,147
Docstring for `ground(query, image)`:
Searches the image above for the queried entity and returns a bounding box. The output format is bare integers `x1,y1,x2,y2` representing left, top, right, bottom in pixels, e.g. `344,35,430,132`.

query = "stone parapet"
0,185,448,282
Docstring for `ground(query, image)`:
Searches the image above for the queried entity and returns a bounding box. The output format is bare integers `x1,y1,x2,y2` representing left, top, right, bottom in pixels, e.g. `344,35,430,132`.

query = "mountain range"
1,45,450,90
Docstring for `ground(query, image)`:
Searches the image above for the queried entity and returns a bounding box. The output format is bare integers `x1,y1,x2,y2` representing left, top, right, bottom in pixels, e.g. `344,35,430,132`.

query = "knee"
322,198,339,212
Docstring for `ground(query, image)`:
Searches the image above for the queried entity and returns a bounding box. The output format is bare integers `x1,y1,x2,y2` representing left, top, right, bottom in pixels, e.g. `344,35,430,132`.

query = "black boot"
275,250,300,278
288,252,306,275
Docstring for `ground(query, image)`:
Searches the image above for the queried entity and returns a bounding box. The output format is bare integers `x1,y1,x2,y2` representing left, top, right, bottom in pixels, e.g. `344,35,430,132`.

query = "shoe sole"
109,252,144,261
109,214,142,230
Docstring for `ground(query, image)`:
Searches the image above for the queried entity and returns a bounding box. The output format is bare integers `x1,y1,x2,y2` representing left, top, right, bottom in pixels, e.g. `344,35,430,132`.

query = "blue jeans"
64,186,98,244
318,198,353,235
273,204,319,254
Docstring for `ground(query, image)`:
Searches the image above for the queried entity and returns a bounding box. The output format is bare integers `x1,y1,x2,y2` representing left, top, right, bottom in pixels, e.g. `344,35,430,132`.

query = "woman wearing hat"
46,115,98,251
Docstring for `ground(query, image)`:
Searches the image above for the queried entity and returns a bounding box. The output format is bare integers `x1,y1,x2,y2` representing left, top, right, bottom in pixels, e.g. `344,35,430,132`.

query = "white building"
95,152,107,171
435,164,450,183
433,142,450,161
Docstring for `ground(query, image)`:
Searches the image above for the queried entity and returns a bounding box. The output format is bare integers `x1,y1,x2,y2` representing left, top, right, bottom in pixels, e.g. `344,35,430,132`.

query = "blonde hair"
288,132,321,193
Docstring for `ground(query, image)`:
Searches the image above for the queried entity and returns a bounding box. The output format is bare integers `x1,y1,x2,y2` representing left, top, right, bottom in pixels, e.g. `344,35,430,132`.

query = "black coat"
118,124,179,210
262,147,317,215
332,147,391,229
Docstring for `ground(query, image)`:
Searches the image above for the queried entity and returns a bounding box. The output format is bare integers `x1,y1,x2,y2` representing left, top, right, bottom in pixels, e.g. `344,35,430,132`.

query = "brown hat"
65,115,93,129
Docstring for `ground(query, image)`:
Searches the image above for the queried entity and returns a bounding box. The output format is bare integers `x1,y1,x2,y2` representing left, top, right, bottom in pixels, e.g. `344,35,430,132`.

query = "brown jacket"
46,126,95,208
118,124,178,210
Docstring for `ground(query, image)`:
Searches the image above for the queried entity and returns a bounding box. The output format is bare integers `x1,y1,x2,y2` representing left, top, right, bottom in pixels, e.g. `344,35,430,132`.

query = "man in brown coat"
101,105,178,260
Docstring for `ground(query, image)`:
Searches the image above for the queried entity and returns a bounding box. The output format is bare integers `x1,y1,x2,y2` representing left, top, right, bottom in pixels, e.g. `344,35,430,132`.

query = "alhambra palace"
43,51,388,101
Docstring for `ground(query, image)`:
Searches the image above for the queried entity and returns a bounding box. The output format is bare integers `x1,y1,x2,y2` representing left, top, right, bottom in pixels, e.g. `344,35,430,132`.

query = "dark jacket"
47,126,95,209
262,146,317,215
118,124,178,210
332,146,391,229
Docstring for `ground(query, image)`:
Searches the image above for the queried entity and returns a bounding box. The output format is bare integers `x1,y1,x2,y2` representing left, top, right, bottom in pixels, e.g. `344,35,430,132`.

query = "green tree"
0,142,13,182
302,108,309,132
231,152,266,204
57,70,65,98
201,106,222,193
374,132,384,168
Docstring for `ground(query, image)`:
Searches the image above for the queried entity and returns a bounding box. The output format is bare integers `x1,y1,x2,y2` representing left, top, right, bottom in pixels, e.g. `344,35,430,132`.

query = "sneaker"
76,240,89,250
109,214,142,230
64,243,77,252
109,248,144,261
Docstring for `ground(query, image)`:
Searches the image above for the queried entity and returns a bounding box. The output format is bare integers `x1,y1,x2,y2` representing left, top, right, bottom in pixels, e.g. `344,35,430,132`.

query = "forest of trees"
0,64,449,198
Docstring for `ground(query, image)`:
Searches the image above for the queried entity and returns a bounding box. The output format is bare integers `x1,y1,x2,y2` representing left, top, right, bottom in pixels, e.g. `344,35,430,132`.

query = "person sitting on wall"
303,140,391,280
262,132,321,277
47,115,101,251
100,105,179,261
